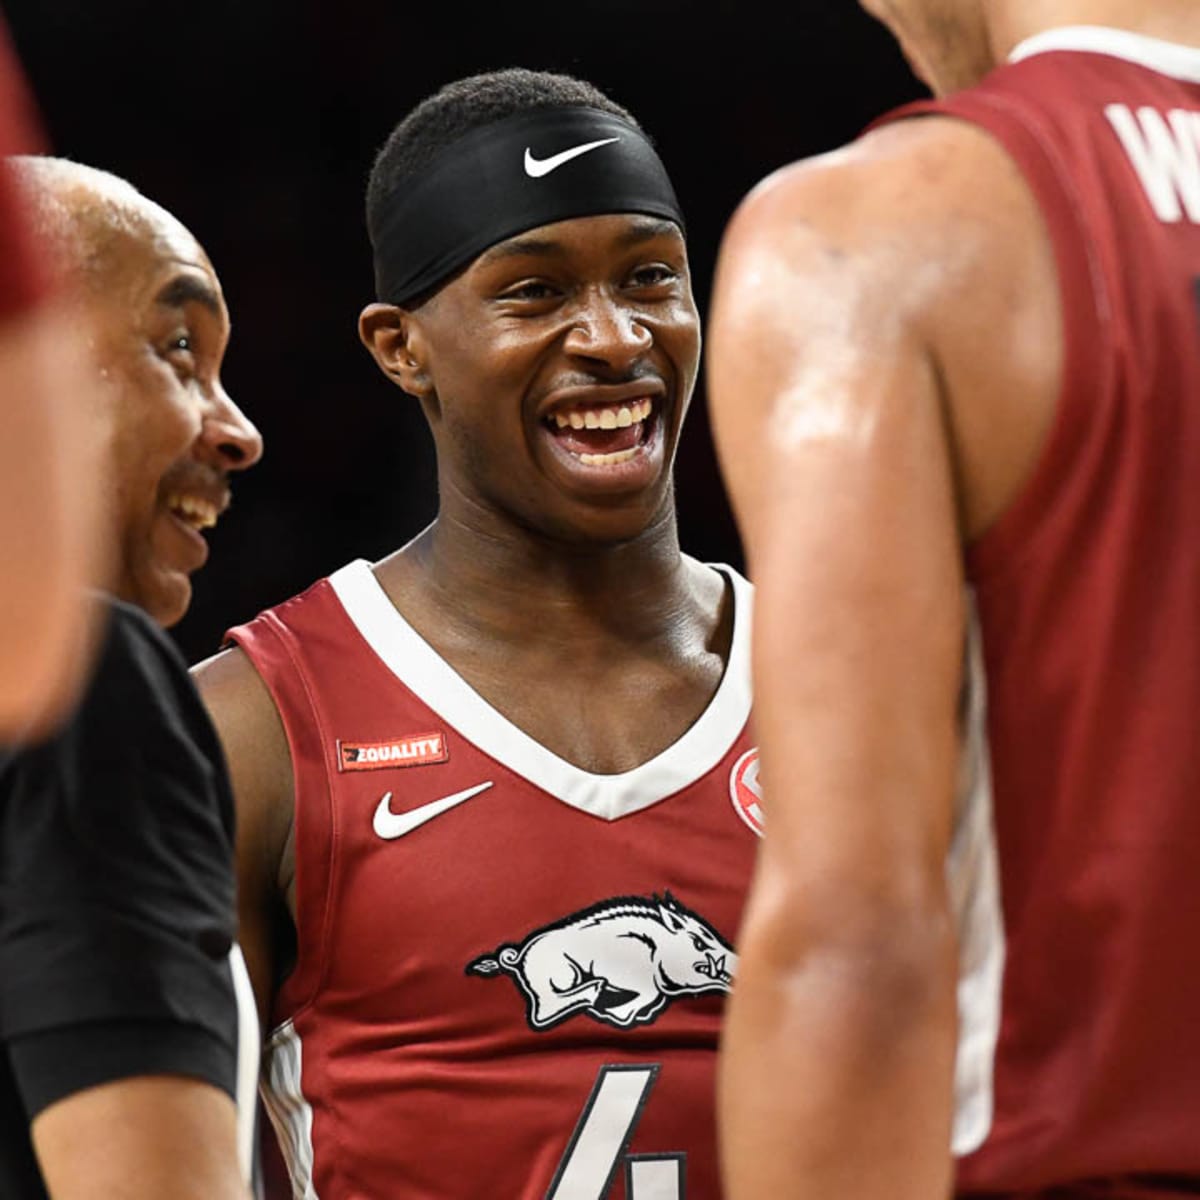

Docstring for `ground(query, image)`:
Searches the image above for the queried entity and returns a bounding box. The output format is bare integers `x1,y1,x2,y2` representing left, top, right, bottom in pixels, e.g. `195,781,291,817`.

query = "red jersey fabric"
880,26,1200,1197
228,557,759,1199
0,13,48,322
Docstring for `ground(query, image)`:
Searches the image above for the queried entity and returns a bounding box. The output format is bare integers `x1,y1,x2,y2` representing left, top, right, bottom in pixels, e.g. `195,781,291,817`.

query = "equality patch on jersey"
466,891,736,1031
729,747,764,837
336,731,448,772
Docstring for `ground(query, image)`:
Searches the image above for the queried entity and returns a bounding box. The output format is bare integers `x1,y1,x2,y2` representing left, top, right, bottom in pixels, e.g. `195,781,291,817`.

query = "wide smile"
158,485,229,571
535,387,668,495
544,395,656,466
165,491,221,531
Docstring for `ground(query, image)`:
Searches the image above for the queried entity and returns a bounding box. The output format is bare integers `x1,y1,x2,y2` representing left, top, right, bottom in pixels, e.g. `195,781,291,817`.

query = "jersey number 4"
547,1065,685,1200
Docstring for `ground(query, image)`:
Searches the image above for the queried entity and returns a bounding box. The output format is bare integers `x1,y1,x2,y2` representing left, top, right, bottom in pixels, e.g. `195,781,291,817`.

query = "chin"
564,490,676,549
131,571,193,629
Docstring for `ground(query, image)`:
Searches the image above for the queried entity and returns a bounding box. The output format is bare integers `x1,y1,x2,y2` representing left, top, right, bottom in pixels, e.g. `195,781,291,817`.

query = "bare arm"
32,1076,248,1200
708,118,1057,1198
193,645,295,1032
0,303,103,737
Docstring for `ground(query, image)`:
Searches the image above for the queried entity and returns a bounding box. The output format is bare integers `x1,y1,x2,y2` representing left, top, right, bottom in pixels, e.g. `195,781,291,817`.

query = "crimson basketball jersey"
228,557,762,1199
880,26,1200,1196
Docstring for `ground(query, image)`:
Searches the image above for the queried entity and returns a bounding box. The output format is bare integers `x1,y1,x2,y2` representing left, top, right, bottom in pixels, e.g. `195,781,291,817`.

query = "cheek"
661,307,702,381
110,375,200,486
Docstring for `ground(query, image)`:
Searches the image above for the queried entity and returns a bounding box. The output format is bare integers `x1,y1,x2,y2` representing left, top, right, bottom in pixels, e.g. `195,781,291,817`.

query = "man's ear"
358,303,432,396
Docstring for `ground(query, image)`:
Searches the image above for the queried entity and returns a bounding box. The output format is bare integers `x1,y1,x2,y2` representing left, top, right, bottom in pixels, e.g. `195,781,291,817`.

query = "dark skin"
194,212,733,1024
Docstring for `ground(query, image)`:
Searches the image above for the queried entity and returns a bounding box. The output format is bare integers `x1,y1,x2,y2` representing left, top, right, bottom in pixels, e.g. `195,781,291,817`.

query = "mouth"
157,476,230,574
695,953,732,984
164,491,222,532
542,395,657,467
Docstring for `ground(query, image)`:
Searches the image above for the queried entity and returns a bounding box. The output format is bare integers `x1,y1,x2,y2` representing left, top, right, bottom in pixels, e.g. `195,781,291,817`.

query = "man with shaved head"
0,156,262,1199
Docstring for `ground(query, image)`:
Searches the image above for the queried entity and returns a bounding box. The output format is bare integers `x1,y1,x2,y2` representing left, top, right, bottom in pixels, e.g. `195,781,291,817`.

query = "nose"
563,292,652,372
199,384,263,471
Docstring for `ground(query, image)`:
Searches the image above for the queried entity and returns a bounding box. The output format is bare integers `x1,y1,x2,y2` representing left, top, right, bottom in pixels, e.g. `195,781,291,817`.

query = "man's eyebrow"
155,274,223,317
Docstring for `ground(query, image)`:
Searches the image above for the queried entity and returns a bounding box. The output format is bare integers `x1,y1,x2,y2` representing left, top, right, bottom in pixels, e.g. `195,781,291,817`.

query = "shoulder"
191,642,288,757
715,115,1039,328
191,644,293,848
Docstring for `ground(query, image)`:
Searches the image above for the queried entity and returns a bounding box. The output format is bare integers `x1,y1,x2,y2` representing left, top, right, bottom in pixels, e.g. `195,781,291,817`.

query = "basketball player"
707,0,1200,1197
0,157,263,1199
0,20,98,737
194,69,758,1199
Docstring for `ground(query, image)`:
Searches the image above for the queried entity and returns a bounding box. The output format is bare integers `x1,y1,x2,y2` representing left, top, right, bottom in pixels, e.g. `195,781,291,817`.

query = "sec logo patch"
729,748,764,837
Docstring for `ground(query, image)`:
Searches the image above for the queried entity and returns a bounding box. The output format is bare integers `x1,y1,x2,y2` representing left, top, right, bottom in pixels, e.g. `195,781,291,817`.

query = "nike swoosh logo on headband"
523,137,620,178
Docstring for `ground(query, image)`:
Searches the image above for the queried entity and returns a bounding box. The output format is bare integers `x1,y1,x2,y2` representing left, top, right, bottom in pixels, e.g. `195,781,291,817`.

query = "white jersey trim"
1010,25,1200,83
260,1019,319,1199
228,944,262,1188
948,597,1006,1157
327,556,753,821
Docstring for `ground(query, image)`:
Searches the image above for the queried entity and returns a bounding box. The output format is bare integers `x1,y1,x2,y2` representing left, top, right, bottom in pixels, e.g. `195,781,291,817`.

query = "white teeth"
166,492,219,531
547,397,654,429
578,448,639,466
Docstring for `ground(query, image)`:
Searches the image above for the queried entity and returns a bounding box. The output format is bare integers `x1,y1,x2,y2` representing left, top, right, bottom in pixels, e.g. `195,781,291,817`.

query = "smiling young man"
707,0,1200,1197
194,68,757,1199
0,157,262,1199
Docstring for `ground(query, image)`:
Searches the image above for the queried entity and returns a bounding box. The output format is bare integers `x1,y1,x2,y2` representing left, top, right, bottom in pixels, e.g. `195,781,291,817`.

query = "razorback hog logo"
466,892,737,1030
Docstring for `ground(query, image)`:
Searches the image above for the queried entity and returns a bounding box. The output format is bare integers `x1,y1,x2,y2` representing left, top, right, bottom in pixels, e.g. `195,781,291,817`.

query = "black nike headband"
371,106,686,305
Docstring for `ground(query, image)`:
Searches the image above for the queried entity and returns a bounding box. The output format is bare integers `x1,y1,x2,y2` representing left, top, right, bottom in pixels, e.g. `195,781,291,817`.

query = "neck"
990,0,1200,61
379,499,704,651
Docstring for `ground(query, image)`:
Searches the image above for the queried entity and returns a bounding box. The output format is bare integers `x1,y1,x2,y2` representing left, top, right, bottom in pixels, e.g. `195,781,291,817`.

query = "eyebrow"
480,217,682,263
155,274,223,317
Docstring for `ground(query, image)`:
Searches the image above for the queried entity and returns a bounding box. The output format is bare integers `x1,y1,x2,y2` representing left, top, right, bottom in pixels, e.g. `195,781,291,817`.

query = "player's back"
883,26,1200,1197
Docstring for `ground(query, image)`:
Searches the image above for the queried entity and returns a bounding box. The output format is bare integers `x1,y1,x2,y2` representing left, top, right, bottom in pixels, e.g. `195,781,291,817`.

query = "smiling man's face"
384,212,701,547
79,187,262,625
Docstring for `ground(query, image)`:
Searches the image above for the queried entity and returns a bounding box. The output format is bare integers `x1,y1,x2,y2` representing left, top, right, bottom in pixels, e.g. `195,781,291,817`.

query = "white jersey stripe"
1009,25,1200,83
948,597,1006,1155
261,1019,319,1199
229,944,262,1187
327,557,753,821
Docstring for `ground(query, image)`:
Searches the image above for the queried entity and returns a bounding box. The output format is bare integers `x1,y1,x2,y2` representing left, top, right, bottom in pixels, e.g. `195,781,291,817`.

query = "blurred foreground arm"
1,602,254,1199
707,127,976,1199
32,1076,248,1200
0,300,101,737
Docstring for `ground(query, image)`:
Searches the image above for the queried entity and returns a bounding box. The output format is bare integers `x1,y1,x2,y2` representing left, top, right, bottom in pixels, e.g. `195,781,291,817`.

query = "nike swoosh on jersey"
523,137,619,178
373,781,494,840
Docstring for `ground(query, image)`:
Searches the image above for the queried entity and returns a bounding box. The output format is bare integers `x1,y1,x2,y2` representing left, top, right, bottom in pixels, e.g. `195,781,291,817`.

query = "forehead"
474,212,686,266
101,202,225,324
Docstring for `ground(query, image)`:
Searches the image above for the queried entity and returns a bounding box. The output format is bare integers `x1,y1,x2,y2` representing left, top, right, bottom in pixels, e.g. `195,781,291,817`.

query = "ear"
358,303,433,397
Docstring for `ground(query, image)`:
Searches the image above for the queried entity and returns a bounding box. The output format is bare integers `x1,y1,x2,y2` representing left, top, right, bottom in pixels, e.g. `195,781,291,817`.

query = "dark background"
6,1,923,664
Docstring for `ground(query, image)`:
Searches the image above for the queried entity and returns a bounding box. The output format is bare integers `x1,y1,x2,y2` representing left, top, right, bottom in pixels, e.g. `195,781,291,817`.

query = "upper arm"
192,645,294,1030
706,124,991,934
32,1076,248,1200
1,608,255,1196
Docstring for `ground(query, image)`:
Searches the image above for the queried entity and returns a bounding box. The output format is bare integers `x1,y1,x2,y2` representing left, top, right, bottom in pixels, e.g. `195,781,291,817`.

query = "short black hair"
365,68,641,276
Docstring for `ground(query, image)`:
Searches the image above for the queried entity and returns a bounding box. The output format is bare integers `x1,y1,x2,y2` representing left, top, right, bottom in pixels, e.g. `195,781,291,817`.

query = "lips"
544,396,655,465
156,463,231,570
158,462,230,534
